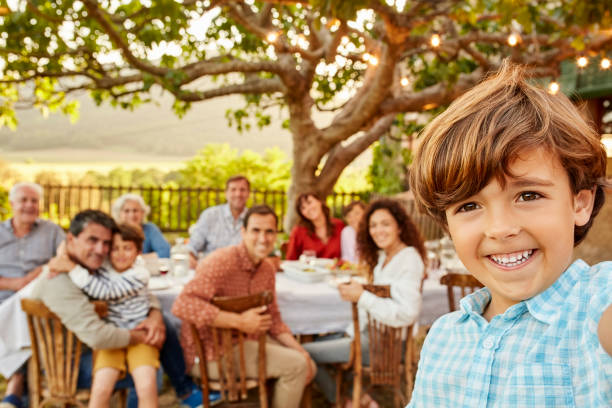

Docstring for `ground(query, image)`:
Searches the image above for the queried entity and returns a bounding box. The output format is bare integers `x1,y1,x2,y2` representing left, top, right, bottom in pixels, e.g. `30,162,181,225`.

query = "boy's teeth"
490,249,533,267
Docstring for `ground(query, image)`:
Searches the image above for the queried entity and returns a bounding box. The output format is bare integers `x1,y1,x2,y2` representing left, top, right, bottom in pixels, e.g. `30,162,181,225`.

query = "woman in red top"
286,193,345,260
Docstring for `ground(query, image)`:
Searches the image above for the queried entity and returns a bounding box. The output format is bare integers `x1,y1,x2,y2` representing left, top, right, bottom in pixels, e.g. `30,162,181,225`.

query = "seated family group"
1,65,611,408
1,174,422,408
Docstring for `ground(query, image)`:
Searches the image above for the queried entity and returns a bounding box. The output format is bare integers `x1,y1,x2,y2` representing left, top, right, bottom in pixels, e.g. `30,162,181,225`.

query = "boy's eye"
518,191,541,202
456,202,480,213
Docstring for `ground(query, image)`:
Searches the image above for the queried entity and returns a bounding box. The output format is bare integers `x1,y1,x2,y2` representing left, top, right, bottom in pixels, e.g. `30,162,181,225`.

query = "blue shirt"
186,203,246,258
0,218,65,303
142,222,170,258
408,259,612,407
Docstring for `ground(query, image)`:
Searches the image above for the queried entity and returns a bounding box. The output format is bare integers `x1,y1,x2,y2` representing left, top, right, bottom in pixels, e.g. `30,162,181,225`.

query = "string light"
400,77,410,87
601,58,611,70
266,32,279,43
507,33,520,47
548,81,560,95
430,34,441,48
576,56,588,68
363,53,372,62
369,56,379,66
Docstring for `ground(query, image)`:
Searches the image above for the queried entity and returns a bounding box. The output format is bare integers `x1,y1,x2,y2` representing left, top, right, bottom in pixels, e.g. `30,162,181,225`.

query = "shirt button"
482,336,495,349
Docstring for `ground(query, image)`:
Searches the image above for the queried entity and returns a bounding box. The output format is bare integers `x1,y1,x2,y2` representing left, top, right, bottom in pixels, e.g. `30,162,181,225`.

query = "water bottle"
170,238,190,277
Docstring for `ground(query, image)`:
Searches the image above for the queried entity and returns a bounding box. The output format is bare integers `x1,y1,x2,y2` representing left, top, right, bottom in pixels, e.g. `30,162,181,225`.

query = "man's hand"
338,280,364,303
239,306,272,334
128,328,147,345
135,309,166,349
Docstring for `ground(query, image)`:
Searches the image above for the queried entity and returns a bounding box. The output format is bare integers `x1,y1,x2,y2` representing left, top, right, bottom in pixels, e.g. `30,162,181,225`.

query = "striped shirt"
408,259,612,407
69,261,150,329
187,203,246,258
0,219,65,303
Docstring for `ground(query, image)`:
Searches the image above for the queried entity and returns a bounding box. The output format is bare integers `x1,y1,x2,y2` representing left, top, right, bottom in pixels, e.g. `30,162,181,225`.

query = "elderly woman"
111,193,170,258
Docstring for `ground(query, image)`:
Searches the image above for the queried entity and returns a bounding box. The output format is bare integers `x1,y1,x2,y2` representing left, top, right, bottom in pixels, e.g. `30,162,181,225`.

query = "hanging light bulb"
362,53,372,62
400,77,410,87
507,33,519,47
548,81,560,95
266,32,279,43
601,58,611,70
430,33,441,48
369,56,379,66
576,56,588,68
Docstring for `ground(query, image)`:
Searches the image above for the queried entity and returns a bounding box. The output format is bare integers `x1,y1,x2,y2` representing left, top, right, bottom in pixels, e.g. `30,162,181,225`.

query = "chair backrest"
439,272,484,312
347,284,414,408
21,298,84,408
191,291,273,407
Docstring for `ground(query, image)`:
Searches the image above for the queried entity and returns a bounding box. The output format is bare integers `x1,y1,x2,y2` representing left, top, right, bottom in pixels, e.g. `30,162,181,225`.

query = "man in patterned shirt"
0,182,64,408
173,204,316,408
408,61,611,406
187,175,250,268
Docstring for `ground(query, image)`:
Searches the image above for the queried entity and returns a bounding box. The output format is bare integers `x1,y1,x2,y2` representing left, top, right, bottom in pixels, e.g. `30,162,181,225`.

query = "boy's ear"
573,188,596,227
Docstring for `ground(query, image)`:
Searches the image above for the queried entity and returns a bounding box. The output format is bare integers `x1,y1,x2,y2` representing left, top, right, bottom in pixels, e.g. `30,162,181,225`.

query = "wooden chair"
336,284,416,408
21,299,125,408
439,272,484,312
190,291,273,407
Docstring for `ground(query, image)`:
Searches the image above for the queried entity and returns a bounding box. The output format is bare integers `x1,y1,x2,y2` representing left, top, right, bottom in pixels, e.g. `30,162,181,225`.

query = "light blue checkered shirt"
408,259,612,407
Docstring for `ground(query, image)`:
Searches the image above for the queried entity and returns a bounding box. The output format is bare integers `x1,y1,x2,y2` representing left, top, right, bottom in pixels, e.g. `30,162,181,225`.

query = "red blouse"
286,218,345,260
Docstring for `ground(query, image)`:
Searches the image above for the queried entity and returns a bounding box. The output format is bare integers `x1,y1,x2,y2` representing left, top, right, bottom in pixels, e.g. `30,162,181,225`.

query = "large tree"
1,0,611,226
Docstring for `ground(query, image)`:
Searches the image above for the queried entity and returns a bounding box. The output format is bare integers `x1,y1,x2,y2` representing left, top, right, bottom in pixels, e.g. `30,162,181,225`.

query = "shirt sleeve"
587,262,612,380
341,226,357,263
285,226,303,261
187,209,211,256
143,223,170,258
171,253,224,328
71,267,146,301
357,248,424,327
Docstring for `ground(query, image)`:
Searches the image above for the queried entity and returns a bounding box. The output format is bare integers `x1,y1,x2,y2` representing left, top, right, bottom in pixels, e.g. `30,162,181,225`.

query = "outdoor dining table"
151,268,453,334
0,266,457,379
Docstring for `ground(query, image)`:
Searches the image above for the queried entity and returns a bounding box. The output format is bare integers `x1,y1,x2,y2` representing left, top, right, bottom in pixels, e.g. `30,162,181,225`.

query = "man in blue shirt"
407,62,611,406
0,182,64,408
187,175,250,267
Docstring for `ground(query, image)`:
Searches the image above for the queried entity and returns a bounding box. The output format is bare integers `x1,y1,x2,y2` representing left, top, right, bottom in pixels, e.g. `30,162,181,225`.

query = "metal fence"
31,184,364,233
0,184,444,239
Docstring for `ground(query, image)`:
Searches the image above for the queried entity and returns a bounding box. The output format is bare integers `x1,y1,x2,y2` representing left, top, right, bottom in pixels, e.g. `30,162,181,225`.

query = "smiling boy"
407,62,611,406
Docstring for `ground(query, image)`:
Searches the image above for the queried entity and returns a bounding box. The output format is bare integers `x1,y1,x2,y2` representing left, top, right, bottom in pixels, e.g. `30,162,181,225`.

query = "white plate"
282,265,331,283
148,277,172,291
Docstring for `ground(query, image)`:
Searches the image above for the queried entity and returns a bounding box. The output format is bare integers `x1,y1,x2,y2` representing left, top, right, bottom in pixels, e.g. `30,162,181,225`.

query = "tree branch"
317,114,395,190
172,78,285,102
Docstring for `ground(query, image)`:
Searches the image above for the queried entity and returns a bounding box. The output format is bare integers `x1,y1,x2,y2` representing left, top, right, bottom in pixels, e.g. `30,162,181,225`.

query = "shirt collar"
524,258,587,324
457,259,588,325
458,287,491,323
222,204,247,222
3,218,40,234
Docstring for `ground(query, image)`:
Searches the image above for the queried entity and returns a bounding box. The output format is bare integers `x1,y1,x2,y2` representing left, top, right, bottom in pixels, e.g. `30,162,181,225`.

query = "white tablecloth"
0,279,38,378
153,271,453,335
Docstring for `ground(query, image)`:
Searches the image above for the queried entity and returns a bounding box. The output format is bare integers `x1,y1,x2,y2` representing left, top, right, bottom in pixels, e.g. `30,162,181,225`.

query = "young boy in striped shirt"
65,223,159,408
407,61,611,407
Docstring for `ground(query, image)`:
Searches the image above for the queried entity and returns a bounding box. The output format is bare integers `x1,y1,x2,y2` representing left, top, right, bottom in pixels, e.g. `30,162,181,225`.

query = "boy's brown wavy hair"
410,60,607,245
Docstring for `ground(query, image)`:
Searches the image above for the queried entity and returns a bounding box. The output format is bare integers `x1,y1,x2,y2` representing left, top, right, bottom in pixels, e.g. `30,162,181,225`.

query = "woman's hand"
338,280,364,303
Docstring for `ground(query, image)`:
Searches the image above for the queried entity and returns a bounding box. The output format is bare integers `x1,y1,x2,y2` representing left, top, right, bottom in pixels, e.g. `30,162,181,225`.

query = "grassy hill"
0,92,293,159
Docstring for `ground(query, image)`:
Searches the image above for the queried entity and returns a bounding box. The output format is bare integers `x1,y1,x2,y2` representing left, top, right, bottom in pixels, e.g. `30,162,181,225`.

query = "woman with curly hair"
303,198,426,407
286,193,345,260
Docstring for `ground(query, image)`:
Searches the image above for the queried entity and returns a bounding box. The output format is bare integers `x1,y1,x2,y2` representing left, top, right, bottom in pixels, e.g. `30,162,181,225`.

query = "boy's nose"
484,209,521,240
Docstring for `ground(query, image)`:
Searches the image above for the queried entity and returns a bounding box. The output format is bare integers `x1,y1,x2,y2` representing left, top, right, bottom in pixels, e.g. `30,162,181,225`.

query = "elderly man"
187,175,250,267
0,182,64,408
31,210,219,407
173,205,315,408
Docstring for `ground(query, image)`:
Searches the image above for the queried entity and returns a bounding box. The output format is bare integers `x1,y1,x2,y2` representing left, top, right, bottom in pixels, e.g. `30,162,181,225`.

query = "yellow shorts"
93,344,159,376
